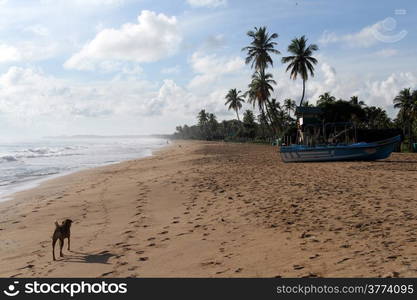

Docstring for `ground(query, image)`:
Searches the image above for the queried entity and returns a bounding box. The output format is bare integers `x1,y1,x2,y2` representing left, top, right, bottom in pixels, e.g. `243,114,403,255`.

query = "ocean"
0,136,168,201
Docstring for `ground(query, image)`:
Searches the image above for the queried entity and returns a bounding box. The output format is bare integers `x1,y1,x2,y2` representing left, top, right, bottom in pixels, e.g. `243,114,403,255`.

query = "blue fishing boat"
279,107,401,162
280,135,401,162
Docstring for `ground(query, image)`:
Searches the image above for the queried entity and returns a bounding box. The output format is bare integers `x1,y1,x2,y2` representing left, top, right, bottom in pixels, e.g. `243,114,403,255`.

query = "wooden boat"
279,106,401,162
280,135,401,162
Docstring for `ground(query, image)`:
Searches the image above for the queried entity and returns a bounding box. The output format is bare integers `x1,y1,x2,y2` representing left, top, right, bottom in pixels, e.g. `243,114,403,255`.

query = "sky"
0,0,416,138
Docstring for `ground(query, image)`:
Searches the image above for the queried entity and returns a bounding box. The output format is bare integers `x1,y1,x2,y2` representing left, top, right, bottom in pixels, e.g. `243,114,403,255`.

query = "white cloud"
0,66,205,125
188,51,244,90
0,42,58,63
319,19,407,48
319,23,380,48
0,65,246,136
24,24,49,36
0,66,154,121
64,10,182,71
365,72,417,109
320,62,336,86
375,48,398,57
187,0,227,8
0,44,20,63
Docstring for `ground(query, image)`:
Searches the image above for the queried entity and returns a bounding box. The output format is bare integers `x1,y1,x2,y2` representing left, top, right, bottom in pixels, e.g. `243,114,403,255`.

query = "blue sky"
0,0,416,138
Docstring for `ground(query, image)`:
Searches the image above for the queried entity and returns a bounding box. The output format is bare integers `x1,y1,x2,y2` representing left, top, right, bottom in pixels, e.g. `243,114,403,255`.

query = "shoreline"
0,141,170,203
1,140,417,277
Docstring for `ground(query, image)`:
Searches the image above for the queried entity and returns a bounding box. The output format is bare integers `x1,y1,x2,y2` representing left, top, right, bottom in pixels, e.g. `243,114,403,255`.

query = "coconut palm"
242,26,280,73
243,110,256,138
267,99,288,135
208,113,218,139
363,106,391,129
394,88,415,151
349,96,366,107
317,92,336,106
283,98,296,116
266,98,280,131
281,35,318,106
245,71,276,119
225,89,245,121
198,109,208,126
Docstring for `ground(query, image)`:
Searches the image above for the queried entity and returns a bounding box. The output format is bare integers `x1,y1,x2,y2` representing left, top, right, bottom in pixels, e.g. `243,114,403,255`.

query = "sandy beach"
1,140,417,278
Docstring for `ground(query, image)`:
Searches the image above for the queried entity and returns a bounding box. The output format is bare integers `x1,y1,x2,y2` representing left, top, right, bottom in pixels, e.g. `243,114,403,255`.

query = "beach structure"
280,106,401,162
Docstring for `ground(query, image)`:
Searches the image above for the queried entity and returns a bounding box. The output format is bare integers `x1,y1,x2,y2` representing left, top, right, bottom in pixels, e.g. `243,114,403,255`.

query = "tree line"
173,27,417,152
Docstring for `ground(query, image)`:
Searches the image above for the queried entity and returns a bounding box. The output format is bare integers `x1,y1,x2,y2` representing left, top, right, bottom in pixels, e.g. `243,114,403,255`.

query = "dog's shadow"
59,250,115,264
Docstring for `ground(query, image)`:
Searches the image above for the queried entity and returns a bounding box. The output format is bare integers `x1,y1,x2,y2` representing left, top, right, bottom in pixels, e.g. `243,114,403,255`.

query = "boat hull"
280,135,401,163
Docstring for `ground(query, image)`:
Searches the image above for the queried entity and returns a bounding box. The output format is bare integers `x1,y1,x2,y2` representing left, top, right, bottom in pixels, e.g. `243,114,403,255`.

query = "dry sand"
1,140,417,278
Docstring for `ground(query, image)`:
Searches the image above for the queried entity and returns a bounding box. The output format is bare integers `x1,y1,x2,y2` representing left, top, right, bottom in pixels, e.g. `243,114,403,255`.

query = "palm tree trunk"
236,109,240,122
260,106,274,139
300,79,306,106
409,120,413,152
264,102,276,136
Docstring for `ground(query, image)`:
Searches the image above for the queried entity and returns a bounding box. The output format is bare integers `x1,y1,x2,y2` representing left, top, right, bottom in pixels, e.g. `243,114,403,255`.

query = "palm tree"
267,99,289,136
283,98,296,116
242,26,280,73
317,92,336,106
225,88,245,121
282,35,318,106
208,113,218,139
394,88,415,151
266,98,281,132
245,71,276,120
243,110,256,138
198,109,208,126
349,96,366,107
364,106,391,129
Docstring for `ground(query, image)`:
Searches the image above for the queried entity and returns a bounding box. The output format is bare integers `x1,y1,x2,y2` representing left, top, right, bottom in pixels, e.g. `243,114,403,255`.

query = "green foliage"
243,110,257,139
393,88,417,151
282,35,318,106
225,88,245,121
242,26,280,72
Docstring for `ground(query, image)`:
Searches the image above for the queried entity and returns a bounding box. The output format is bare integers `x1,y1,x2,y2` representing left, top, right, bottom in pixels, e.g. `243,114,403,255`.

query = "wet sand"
1,140,417,277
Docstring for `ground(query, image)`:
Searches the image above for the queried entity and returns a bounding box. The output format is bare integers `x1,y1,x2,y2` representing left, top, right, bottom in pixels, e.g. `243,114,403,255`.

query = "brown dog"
52,219,73,261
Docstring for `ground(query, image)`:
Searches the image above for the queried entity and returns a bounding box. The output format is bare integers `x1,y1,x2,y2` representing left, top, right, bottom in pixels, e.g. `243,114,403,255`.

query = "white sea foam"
0,137,168,201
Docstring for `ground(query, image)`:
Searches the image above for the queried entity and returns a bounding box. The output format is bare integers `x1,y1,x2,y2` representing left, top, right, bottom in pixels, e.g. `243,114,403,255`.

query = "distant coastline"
44,134,173,139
